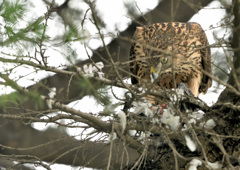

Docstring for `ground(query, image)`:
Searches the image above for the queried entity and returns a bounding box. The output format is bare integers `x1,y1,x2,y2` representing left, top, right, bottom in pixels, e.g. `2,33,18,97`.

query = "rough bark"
217,0,240,104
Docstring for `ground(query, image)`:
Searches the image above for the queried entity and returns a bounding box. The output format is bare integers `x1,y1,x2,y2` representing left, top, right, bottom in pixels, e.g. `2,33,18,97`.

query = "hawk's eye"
161,56,168,64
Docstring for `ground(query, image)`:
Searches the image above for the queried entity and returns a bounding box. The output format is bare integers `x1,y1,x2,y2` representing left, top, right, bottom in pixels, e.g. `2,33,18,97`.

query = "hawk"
129,22,212,97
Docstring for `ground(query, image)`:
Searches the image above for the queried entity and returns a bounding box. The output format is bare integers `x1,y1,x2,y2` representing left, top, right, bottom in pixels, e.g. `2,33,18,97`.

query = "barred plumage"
129,22,212,97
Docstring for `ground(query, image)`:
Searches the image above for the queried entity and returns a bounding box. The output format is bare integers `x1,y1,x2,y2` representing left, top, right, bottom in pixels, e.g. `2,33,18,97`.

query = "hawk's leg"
186,74,201,97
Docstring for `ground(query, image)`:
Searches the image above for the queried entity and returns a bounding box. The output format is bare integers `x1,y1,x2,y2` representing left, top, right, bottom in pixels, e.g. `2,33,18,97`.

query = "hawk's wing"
129,26,147,84
194,23,212,93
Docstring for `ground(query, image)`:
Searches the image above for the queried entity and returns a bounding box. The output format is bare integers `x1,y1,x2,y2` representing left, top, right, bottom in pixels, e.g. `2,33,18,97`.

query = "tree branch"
0,0,214,168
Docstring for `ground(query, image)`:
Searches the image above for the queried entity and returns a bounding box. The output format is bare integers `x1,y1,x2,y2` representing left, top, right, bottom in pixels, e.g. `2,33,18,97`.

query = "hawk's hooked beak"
150,57,165,83
151,67,158,80
150,62,162,83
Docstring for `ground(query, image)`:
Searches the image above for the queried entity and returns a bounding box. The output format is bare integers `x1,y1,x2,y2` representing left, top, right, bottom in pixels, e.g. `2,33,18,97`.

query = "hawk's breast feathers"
129,22,212,97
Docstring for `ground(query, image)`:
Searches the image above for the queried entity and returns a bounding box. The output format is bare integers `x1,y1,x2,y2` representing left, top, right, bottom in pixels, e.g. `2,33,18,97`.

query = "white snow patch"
189,110,205,120
46,99,54,109
82,62,105,78
188,118,197,125
83,64,94,77
137,132,150,141
46,87,57,109
160,108,180,130
97,71,105,79
132,101,153,117
128,130,137,136
206,161,222,169
185,135,197,152
118,111,126,133
189,159,202,170
95,61,104,70
204,119,216,129
109,132,117,141
48,87,56,99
